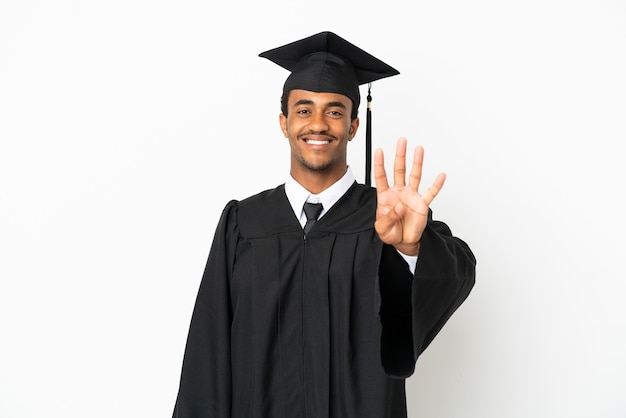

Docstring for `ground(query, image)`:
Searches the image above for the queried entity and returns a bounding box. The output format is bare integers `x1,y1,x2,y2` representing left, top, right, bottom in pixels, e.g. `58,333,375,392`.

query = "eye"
327,110,344,118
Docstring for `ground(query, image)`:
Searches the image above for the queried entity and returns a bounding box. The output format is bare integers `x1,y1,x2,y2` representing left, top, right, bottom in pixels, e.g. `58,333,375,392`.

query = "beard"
294,153,338,172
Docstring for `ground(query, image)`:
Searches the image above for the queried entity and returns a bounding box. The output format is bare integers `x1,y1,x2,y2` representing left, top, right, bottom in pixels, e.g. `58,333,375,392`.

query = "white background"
1,1,625,417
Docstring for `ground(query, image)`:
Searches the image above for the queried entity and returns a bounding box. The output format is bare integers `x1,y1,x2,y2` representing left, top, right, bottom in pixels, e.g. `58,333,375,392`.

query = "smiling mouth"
304,138,331,145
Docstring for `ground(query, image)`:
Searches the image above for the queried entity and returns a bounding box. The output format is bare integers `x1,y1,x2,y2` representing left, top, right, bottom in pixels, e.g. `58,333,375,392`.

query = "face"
279,89,359,181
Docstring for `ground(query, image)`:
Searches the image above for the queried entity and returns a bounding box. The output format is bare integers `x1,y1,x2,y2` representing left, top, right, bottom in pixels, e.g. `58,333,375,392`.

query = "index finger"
373,148,389,194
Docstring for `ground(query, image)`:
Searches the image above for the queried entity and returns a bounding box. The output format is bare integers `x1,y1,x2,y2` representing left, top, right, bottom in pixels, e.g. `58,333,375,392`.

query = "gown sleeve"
378,209,476,378
172,200,239,418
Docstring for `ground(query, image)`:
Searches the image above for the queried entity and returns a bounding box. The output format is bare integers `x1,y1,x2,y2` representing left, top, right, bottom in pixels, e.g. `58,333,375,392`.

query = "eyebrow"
326,101,347,109
293,99,347,109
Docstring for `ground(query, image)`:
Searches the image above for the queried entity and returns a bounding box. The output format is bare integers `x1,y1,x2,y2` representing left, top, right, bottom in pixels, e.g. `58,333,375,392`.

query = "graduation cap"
259,31,399,186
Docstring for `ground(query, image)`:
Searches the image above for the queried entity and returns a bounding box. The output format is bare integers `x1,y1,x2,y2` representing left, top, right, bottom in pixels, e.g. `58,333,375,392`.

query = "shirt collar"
285,167,355,222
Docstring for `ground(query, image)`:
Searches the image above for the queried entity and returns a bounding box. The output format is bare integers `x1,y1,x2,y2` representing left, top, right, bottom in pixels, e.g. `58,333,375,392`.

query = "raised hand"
373,137,446,256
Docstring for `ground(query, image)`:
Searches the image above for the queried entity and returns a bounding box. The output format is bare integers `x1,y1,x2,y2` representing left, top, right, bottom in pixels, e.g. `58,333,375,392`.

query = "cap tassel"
365,83,372,186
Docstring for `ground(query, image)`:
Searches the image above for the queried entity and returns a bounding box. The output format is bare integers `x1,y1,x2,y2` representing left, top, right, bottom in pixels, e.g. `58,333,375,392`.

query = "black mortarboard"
259,31,400,185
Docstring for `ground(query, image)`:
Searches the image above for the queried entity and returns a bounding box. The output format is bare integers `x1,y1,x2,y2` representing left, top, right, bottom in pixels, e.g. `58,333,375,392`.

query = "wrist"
394,241,420,257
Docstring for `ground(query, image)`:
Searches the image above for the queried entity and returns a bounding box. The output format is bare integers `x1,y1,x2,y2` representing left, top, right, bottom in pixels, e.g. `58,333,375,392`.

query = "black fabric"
303,202,323,236
172,182,476,418
259,31,399,108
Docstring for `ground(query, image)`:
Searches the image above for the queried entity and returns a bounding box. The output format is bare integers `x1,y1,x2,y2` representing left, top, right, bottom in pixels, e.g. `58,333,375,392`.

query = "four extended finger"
421,172,447,206
373,148,390,194
408,145,424,191
377,139,446,207
393,137,407,187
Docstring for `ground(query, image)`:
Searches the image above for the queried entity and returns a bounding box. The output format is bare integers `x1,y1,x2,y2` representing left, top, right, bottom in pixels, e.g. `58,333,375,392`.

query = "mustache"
298,130,337,141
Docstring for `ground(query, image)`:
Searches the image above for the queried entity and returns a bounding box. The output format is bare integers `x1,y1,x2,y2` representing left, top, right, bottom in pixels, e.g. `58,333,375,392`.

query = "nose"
308,111,329,132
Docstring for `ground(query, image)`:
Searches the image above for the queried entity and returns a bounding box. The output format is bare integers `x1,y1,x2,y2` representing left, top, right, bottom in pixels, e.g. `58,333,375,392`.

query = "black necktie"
303,202,323,236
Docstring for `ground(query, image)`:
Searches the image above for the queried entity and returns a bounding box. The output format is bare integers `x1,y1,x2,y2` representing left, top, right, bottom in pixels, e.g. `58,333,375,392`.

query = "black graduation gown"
172,182,475,418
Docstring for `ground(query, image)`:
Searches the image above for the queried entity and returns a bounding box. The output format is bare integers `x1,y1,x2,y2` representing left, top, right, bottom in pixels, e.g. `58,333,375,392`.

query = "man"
172,31,476,418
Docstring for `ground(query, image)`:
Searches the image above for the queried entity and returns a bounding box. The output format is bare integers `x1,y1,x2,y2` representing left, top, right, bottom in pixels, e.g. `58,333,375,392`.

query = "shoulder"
237,184,287,214
315,183,377,234
228,185,298,238
336,182,377,214
348,182,377,204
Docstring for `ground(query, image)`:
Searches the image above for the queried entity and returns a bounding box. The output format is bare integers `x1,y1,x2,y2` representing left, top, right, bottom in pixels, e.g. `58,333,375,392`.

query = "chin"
300,159,334,173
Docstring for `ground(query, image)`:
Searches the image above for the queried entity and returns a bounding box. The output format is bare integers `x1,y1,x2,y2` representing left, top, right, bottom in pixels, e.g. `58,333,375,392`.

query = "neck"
290,166,347,195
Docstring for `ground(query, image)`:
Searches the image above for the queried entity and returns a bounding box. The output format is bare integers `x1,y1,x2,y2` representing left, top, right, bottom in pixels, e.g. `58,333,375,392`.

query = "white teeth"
307,140,330,145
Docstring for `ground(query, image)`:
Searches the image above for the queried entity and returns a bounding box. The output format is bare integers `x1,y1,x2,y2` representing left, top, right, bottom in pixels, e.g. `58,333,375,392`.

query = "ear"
279,113,288,138
348,117,360,141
